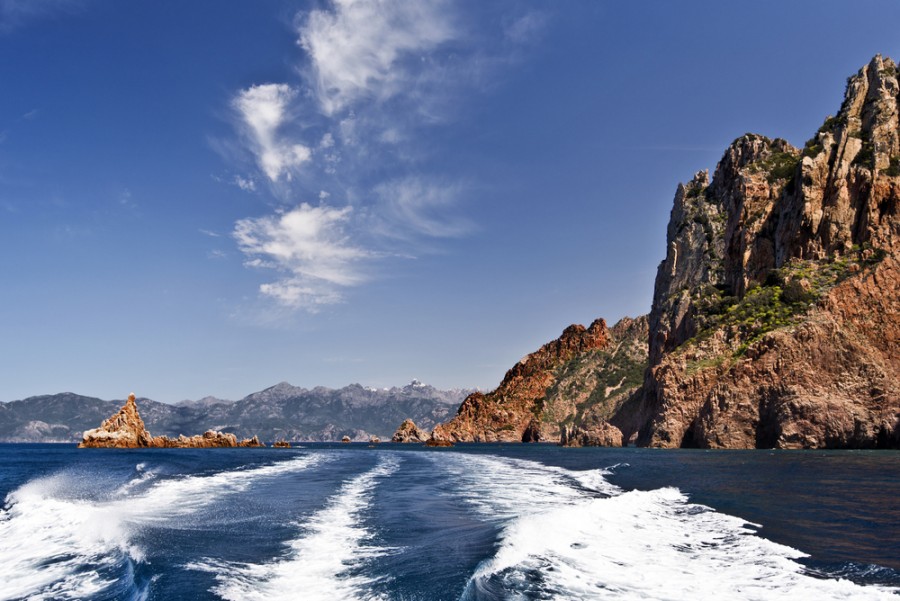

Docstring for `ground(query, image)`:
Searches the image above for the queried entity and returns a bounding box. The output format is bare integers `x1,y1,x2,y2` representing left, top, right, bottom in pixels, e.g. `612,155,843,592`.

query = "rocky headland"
629,55,900,449
78,393,264,448
417,55,899,450
428,317,647,444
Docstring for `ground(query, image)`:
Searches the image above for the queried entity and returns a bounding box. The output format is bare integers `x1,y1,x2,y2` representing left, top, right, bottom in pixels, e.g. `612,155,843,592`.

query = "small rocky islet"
78,393,264,448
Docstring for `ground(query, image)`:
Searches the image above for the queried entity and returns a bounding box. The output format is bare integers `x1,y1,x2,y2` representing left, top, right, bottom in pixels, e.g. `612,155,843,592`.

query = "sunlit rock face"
391,419,427,443
637,55,900,449
79,393,264,448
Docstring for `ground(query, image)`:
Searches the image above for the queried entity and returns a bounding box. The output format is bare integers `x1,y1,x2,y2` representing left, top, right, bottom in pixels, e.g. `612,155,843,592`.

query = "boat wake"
0,455,325,601
433,454,899,601
193,455,400,601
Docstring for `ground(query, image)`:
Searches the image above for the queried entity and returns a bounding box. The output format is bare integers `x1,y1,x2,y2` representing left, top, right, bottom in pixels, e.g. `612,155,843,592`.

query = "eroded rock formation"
79,393,264,448
430,318,648,444
392,419,428,442
633,55,900,449
430,56,898,450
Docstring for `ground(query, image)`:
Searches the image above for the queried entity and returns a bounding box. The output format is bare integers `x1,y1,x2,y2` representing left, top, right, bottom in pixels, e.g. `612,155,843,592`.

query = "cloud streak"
374,177,472,240
234,203,370,309
226,0,542,311
0,0,83,33
233,84,311,183
299,0,456,116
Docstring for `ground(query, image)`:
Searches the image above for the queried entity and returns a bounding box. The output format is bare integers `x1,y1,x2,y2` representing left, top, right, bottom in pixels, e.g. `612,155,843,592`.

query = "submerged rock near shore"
78,393,264,448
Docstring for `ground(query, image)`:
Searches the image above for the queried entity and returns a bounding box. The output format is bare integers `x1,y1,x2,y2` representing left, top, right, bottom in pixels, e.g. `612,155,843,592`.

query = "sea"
0,443,897,600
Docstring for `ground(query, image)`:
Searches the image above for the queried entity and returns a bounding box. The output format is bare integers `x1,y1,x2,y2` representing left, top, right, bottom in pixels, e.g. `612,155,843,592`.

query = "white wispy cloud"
374,176,472,239
502,10,547,44
225,0,542,310
233,84,312,183
233,203,370,310
298,0,456,116
233,175,256,192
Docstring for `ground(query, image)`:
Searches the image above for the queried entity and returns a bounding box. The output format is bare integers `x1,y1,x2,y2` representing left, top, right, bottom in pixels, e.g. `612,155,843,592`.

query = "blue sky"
1,0,898,402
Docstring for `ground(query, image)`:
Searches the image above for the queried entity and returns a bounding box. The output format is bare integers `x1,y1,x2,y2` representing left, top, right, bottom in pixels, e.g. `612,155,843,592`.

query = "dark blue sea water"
0,443,897,600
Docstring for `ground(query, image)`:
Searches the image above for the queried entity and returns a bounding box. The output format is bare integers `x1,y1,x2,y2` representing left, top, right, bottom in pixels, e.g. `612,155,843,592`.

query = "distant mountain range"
0,380,472,443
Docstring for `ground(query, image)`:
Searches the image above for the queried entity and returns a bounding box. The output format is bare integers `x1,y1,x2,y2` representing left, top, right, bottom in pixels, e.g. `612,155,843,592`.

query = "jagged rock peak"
391,418,428,443
78,392,153,448
79,393,264,448
430,319,613,443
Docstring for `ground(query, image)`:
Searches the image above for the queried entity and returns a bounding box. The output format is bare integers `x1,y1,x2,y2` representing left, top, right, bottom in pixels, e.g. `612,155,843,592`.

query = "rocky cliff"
79,393,264,448
430,316,648,443
634,55,899,448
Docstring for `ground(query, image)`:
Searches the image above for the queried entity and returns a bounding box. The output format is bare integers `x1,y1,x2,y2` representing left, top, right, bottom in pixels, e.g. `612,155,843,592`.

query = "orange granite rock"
79,393,264,448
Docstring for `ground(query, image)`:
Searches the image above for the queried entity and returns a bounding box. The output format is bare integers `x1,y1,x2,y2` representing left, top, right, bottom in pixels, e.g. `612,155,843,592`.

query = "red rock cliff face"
431,320,610,442
637,55,900,449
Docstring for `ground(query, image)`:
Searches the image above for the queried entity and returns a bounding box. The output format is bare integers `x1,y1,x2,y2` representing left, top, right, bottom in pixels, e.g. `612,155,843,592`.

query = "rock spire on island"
392,419,428,443
79,393,264,448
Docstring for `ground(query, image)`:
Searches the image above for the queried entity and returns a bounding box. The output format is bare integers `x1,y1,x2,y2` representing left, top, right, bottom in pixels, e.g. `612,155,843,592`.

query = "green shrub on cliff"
748,152,800,183
886,156,900,177
683,247,886,361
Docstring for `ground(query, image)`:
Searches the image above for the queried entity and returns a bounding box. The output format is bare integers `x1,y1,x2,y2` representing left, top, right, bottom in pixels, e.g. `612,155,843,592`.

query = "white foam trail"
436,454,898,601
0,455,325,601
432,454,618,521
196,455,400,601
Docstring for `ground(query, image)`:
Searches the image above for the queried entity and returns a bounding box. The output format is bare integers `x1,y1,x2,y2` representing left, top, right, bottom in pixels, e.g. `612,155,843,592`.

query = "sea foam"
195,454,400,601
0,454,325,601
434,454,899,601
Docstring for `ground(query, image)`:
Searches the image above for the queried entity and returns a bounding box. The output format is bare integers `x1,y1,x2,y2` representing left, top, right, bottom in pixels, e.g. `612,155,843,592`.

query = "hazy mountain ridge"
0,381,471,443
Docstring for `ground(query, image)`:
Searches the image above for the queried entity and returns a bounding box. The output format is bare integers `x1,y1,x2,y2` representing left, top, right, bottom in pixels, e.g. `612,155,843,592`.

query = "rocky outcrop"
78,392,154,448
425,438,453,447
392,419,428,442
552,316,648,445
559,422,624,447
79,393,264,448
432,319,624,442
636,55,900,449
